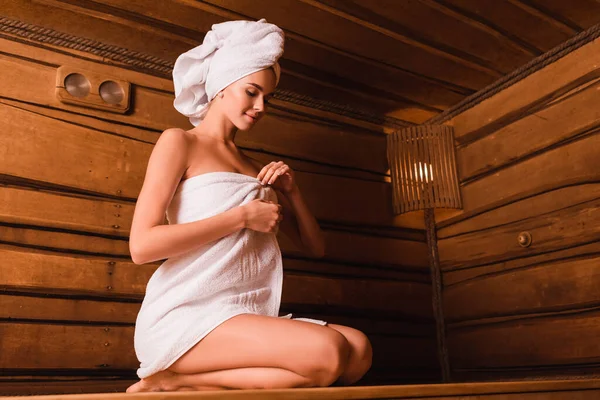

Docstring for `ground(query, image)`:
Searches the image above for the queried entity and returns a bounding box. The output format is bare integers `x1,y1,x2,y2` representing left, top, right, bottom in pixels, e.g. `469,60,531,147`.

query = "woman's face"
220,68,277,131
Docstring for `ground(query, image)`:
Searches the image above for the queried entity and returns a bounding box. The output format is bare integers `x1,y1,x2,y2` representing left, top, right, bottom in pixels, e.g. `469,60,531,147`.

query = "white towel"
133,172,325,379
172,18,285,126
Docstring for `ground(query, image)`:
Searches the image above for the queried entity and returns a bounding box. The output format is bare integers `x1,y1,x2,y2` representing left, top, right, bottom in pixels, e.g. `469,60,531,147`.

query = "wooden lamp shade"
387,125,462,215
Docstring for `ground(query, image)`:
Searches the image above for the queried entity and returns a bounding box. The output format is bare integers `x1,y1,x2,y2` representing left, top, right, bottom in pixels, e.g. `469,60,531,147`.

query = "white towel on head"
172,18,285,126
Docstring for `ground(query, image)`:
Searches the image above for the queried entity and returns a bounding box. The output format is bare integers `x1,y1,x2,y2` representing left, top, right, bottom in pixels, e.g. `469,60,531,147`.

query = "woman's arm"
254,159,325,258
128,129,248,265
276,185,326,258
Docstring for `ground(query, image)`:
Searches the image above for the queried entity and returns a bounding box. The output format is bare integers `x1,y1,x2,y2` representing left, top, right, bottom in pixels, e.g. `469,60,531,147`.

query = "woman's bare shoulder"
240,151,265,174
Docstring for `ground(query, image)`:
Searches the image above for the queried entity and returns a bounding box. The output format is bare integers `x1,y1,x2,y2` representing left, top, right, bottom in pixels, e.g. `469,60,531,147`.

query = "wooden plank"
2,379,600,399
0,293,434,337
449,37,600,142
450,133,600,221
2,0,196,61
439,197,600,270
0,37,408,135
0,222,427,271
0,226,131,257
457,78,600,181
0,97,391,183
0,52,186,131
452,366,600,383
448,310,600,368
504,0,578,36
0,96,394,201
202,0,498,90
322,0,534,72
0,186,132,237
0,378,137,396
0,294,141,324
283,257,430,283
0,323,137,369
444,256,600,322
0,323,429,370
444,241,600,286
525,0,600,29
0,247,430,317
316,230,428,269
0,36,173,92
437,0,574,53
2,98,393,183
277,60,437,124
438,184,600,239
235,111,388,174
0,105,396,226
0,246,150,298
282,274,432,318
2,0,464,113
0,101,151,200
0,49,397,176
90,0,492,94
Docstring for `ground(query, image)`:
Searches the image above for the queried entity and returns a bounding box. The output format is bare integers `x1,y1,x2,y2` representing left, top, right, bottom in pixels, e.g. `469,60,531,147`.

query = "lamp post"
387,124,462,383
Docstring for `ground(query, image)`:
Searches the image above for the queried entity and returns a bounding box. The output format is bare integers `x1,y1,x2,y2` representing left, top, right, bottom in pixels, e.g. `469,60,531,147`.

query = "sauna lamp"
387,125,462,215
387,124,462,382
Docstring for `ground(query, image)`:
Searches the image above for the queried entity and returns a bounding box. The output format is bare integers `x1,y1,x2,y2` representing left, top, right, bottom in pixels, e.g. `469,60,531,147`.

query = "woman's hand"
257,161,297,194
242,199,283,233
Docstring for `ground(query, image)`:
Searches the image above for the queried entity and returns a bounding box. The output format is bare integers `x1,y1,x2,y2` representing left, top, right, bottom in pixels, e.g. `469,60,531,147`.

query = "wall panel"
438,38,600,381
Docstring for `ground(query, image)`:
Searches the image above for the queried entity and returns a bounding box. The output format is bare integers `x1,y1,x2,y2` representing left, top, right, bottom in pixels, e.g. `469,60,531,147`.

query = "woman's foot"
126,370,180,393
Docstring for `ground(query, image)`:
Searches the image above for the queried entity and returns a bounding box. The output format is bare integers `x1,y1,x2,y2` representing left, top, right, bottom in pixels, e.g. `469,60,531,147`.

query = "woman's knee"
344,333,373,384
304,329,351,387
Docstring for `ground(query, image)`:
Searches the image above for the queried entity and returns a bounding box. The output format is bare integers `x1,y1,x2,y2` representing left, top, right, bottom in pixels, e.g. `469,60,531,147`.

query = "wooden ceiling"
4,0,600,125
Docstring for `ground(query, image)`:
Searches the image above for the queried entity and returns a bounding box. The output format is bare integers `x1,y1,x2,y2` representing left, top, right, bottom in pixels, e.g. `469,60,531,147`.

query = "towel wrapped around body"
134,172,326,379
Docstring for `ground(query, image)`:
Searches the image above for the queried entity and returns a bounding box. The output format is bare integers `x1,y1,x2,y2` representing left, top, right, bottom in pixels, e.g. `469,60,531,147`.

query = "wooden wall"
0,22,438,396
437,37,600,381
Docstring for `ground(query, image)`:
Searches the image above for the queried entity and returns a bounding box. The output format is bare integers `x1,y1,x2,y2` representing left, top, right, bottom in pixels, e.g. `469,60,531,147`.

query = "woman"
126,19,372,393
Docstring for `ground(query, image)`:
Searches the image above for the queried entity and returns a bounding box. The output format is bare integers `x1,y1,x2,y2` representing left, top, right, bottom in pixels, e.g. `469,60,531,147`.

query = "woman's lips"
245,114,257,123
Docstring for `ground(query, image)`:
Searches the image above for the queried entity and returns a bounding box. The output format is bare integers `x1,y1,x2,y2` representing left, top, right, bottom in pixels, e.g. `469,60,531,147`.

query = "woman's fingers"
259,161,285,185
268,165,289,185
256,162,275,182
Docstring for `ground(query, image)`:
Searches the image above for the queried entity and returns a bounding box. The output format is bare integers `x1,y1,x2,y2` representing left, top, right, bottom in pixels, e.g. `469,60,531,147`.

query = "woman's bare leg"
328,324,373,385
126,367,312,392
127,314,351,392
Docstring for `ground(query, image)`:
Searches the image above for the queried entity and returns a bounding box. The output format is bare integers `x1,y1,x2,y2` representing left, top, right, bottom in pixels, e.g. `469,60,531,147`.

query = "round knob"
518,231,532,247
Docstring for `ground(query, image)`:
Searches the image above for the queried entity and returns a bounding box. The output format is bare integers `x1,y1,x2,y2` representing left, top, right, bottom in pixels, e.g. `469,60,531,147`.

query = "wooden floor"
2,379,600,399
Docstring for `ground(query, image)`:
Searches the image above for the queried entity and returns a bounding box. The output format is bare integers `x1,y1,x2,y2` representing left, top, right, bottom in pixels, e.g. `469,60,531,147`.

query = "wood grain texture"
452,133,600,221
524,0,600,29
322,0,535,70
0,247,431,318
440,37,600,380
0,36,405,137
437,0,576,53
457,78,600,182
0,224,427,272
448,310,600,368
0,103,409,229
2,379,600,398
438,184,600,239
0,0,459,121
445,256,600,322
0,292,434,337
444,241,600,287
450,38,600,144
0,54,394,176
439,196,600,270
